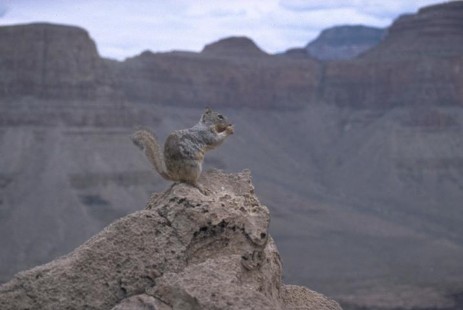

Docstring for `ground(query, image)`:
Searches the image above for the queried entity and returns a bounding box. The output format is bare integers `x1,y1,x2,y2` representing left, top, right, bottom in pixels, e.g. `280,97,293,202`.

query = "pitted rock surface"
0,170,341,310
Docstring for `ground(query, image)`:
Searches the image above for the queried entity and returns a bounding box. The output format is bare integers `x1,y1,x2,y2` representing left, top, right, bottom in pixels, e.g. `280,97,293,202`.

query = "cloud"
279,0,445,22
0,0,447,60
279,0,352,11
0,4,7,17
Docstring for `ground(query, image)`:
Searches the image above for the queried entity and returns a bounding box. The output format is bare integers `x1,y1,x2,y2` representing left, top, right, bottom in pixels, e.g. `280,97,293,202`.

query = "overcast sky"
0,0,449,60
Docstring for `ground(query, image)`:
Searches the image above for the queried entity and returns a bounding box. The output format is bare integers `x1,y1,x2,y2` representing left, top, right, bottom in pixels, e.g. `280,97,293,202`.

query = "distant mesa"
362,1,463,59
0,22,90,36
282,47,313,59
201,36,268,57
0,22,108,100
304,25,385,61
0,0,462,109
1,3,463,309
319,1,463,108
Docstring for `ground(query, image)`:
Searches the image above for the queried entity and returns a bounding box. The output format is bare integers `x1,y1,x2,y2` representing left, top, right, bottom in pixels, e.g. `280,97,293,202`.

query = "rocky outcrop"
304,25,385,60
1,3,463,309
0,170,341,310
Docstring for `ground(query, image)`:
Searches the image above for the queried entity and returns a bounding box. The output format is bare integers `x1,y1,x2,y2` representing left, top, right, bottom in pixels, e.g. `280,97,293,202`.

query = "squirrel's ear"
200,108,210,122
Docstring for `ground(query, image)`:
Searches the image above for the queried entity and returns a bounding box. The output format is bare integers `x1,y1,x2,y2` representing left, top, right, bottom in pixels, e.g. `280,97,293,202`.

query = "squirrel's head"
200,108,232,132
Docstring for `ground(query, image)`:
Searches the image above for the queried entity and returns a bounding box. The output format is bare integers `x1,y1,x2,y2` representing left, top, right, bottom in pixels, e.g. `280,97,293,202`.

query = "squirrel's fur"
132,108,233,193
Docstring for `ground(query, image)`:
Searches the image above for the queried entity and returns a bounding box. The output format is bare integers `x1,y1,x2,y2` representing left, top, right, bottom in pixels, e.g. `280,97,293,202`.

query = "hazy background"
0,0,444,59
1,1,463,309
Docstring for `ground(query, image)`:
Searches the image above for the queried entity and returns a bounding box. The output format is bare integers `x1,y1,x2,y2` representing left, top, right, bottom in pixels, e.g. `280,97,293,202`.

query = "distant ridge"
1,1,462,109
201,36,268,57
1,3,463,309
362,1,463,59
305,25,385,60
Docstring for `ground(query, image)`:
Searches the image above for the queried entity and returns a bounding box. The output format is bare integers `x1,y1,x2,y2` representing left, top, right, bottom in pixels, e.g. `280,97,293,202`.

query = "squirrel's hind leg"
186,181,212,196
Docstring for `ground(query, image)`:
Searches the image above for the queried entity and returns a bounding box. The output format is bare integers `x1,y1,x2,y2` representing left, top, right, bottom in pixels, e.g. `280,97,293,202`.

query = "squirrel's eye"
218,115,224,120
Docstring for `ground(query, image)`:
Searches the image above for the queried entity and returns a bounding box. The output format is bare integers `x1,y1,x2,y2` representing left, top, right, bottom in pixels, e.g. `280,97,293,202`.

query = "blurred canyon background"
1,1,463,309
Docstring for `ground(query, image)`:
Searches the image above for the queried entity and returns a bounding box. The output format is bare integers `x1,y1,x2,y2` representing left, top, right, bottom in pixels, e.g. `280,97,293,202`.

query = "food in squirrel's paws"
216,123,233,134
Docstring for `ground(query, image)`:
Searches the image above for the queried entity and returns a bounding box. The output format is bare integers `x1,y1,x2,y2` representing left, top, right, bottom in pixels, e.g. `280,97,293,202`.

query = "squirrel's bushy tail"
132,129,172,180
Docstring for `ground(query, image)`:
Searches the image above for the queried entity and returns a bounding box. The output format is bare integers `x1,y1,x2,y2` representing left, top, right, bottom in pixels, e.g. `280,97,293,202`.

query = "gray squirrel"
132,108,234,194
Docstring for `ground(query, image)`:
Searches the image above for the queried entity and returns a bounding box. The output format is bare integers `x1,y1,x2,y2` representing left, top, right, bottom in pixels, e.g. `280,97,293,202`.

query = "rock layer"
0,170,341,310
118,49,318,108
364,1,463,59
0,23,114,100
2,2,463,110
305,25,385,60
318,2,463,108
0,24,317,109
1,2,463,309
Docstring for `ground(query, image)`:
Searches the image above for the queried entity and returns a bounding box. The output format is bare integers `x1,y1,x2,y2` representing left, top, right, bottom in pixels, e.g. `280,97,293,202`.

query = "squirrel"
132,108,234,194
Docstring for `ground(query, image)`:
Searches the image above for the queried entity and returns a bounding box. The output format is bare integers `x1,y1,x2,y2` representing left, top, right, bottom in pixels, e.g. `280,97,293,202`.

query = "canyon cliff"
1,2,463,310
304,25,385,60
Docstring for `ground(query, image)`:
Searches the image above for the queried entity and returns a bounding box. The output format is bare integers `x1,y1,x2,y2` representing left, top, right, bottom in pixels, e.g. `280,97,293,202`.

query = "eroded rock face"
305,25,385,61
0,23,318,109
118,49,318,109
318,2,463,108
0,170,341,310
2,2,463,111
0,23,114,100
364,2,463,59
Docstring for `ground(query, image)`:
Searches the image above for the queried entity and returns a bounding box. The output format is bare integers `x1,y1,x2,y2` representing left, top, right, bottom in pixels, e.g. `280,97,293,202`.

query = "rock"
0,170,341,310
2,2,463,308
0,23,115,100
118,48,318,109
320,56,463,108
364,1,463,59
282,285,343,310
111,294,169,310
281,48,313,59
318,2,463,108
1,2,463,109
304,25,385,60
0,22,317,109
201,36,268,57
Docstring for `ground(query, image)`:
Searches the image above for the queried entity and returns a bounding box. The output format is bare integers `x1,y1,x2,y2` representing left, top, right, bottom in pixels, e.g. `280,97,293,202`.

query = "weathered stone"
112,294,170,310
282,285,343,310
1,2,463,309
0,170,341,310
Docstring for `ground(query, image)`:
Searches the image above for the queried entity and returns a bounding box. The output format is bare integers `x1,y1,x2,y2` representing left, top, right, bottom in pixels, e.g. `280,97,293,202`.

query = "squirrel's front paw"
225,125,234,135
